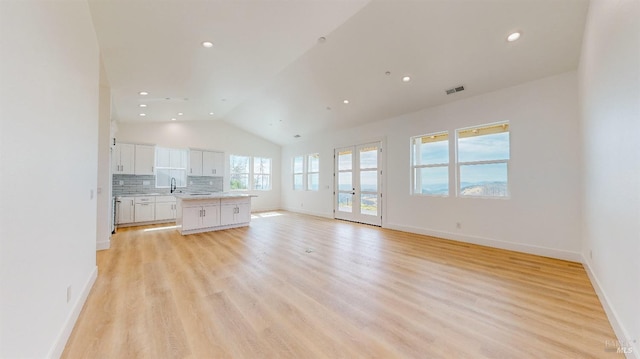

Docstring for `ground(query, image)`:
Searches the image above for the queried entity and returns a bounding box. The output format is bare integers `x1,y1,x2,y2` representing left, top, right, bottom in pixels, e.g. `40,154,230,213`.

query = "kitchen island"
174,193,256,235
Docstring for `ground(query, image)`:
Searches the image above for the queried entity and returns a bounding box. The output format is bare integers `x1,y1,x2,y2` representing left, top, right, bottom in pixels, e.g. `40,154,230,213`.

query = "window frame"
293,155,305,191
306,153,320,191
456,121,510,199
229,155,273,191
252,157,272,191
410,131,450,197
229,154,251,191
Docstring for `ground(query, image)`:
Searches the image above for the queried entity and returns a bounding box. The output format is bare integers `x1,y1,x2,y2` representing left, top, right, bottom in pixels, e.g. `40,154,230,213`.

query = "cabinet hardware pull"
203,209,206,216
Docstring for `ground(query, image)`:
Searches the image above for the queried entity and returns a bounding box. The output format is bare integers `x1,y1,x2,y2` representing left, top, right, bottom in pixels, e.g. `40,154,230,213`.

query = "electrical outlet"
119,180,124,185
456,222,461,229
300,203,304,207
66,286,72,303
209,181,213,185
90,189,94,199
142,180,150,186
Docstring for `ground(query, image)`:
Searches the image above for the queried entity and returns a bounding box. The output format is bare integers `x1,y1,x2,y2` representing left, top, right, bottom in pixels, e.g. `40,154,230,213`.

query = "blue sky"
416,132,510,189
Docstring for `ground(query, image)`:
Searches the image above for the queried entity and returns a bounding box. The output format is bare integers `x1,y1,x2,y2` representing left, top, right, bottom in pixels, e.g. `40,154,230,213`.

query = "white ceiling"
90,0,589,145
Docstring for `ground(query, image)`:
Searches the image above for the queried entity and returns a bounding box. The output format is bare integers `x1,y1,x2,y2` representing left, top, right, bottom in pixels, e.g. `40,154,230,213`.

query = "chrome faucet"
170,177,176,193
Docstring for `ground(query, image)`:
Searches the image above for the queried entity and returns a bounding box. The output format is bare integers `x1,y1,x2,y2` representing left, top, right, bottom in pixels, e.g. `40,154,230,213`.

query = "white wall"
282,72,582,260
116,121,281,212
96,60,112,250
0,1,100,358
578,0,640,356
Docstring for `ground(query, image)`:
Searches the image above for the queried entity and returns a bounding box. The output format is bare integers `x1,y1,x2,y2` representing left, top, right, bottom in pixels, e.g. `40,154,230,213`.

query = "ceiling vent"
294,134,301,138
445,85,465,95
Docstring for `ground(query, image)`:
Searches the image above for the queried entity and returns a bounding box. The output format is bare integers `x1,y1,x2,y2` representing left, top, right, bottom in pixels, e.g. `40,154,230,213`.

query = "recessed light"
139,113,146,117
343,99,349,104
171,118,176,121
139,104,147,108
209,112,214,116
402,76,411,82
385,71,391,76
202,41,213,48
318,37,326,44
507,32,521,42
139,91,148,96
177,112,183,116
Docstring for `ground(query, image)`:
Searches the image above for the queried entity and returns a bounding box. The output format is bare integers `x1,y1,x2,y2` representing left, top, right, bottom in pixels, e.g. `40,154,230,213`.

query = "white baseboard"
281,206,333,219
385,222,582,262
582,256,639,359
96,239,110,251
47,266,98,359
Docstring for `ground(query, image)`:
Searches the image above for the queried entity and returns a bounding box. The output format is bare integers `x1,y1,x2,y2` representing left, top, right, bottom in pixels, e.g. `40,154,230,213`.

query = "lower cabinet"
182,204,220,231
220,198,251,226
117,197,135,224
155,196,177,221
134,203,155,222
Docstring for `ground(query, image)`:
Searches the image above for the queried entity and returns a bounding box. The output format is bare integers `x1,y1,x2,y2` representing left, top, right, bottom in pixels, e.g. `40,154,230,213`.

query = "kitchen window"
230,155,272,191
253,157,271,190
155,147,188,188
411,132,449,196
457,122,510,197
230,155,250,190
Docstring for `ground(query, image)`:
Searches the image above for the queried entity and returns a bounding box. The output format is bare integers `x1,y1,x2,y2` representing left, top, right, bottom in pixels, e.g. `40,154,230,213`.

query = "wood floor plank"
62,211,622,358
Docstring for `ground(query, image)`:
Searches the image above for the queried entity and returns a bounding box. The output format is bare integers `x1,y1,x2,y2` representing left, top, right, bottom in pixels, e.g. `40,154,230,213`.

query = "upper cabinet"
163,148,187,169
134,144,155,175
189,150,203,176
190,149,224,177
202,151,224,177
112,143,135,174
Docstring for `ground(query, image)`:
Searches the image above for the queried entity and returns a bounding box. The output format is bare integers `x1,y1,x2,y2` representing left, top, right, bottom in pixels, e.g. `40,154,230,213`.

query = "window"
155,147,188,188
253,157,271,190
293,154,320,191
307,153,320,191
457,122,509,197
230,155,250,190
230,155,272,191
411,132,449,195
293,156,304,190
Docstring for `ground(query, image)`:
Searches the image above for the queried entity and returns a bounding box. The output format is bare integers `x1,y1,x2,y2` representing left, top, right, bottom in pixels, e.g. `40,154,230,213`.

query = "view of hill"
460,182,508,197
419,182,508,196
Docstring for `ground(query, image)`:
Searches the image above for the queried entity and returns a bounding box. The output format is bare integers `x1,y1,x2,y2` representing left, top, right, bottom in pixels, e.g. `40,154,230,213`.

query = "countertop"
173,192,257,200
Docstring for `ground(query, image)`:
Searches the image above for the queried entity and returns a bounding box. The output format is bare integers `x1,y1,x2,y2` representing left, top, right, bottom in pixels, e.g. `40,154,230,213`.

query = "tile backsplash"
113,174,223,196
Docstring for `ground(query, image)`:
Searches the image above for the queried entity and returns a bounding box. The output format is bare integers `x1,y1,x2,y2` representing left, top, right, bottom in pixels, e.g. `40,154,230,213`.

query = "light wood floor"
63,211,620,358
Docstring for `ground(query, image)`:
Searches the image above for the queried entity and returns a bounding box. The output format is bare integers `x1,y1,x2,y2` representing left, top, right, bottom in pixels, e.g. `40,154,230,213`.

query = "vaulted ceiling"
89,0,589,145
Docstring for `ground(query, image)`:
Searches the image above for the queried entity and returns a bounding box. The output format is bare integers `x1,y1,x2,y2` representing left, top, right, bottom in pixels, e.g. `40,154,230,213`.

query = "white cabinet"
202,151,224,177
189,149,224,177
155,196,176,221
157,148,187,169
189,150,203,176
134,196,155,222
220,198,251,226
134,144,155,175
117,196,135,224
181,203,220,231
112,143,135,174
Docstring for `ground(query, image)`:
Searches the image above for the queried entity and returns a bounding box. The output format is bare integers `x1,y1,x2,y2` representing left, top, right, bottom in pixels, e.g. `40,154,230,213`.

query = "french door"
334,142,382,226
